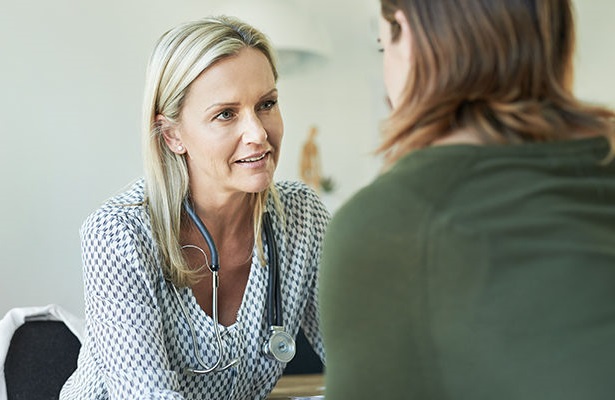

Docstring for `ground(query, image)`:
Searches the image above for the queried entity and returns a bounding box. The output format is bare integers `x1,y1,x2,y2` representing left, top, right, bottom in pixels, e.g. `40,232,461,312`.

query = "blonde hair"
142,16,281,287
379,0,615,166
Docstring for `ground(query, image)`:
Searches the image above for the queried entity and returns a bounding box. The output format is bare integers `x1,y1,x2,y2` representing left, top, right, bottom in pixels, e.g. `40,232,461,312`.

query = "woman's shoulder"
364,146,479,205
82,179,149,235
274,180,323,209
273,180,330,226
274,180,314,197
329,151,466,233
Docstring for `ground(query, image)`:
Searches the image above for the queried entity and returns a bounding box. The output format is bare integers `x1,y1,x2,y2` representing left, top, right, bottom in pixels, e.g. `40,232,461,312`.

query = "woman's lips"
234,151,270,168
236,152,267,163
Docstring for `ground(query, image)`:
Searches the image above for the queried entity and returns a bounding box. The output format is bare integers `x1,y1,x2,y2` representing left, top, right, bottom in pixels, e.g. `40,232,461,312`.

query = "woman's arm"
81,211,184,399
296,187,330,364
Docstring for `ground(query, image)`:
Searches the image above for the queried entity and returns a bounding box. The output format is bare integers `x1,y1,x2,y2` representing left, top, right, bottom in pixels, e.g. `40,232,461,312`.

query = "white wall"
573,0,615,107
0,0,382,317
1,0,613,318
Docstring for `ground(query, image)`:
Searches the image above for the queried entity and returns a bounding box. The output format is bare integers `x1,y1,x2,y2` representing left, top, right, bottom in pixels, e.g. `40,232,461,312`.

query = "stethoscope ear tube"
167,278,238,374
183,198,220,271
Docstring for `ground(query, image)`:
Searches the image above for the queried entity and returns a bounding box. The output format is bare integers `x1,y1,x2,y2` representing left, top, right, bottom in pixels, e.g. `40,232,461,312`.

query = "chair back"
4,320,81,400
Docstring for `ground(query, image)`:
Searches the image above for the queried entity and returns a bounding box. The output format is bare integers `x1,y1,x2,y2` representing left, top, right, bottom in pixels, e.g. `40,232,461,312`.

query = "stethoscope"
168,198,296,375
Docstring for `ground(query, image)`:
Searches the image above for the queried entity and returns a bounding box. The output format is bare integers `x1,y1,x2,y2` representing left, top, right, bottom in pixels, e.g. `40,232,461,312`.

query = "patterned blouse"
60,179,329,400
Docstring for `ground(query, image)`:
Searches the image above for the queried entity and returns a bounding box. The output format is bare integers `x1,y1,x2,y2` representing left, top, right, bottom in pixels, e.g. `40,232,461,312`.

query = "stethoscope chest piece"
263,326,296,363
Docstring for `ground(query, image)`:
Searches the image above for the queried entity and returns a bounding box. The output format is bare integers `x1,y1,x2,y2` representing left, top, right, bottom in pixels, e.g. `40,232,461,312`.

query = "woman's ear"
156,114,185,154
394,9,413,63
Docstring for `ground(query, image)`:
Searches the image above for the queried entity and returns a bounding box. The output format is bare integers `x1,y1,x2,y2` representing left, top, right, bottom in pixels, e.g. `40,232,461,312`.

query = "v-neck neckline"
182,247,259,331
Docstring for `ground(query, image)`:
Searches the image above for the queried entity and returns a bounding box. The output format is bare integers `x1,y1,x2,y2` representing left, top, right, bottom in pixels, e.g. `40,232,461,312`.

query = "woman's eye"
259,100,277,111
215,110,235,121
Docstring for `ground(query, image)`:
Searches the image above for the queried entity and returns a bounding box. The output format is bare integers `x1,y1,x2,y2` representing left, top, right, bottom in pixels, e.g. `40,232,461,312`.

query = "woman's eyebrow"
204,101,240,112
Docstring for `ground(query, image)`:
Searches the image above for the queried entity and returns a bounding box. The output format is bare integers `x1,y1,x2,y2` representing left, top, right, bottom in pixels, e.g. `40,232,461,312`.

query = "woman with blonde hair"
61,15,328,399
320,0,615,398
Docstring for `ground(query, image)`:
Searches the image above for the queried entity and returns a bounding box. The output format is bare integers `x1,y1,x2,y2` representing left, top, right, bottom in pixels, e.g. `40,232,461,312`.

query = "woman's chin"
241,176,274,194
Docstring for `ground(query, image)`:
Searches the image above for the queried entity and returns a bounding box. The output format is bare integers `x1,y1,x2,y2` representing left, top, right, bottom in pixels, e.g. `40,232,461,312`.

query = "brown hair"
379,0,615,166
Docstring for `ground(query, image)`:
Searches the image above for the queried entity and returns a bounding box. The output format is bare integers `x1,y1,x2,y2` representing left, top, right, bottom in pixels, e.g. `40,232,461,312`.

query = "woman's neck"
190,192,254,239
431,128,484,147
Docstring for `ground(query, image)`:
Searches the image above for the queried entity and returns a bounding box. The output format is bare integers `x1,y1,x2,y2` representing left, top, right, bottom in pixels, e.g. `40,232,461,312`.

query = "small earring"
177,145,184,152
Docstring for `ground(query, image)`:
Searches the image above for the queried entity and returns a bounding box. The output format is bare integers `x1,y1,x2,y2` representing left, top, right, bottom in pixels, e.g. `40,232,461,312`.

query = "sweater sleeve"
79,211,184,399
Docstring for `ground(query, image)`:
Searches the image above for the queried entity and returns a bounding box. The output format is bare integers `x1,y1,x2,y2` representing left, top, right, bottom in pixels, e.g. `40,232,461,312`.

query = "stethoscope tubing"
168,279,237,374
173,199,238,373
263,212,283,328
182,198,220,271
173,198,294,374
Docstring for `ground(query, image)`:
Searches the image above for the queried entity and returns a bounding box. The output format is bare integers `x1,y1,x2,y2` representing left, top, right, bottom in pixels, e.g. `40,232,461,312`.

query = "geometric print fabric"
60,179,329,399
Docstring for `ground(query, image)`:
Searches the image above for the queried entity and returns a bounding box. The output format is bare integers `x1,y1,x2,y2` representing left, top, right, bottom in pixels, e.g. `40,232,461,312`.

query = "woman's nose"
241,113,268,144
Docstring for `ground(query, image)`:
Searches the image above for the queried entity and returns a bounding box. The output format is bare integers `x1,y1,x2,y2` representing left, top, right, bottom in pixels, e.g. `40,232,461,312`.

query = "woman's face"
379,13,411,109
168,47,283,199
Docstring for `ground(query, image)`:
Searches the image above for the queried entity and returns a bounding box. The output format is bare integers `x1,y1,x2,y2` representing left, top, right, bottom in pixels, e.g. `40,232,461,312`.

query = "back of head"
379,0,615,164
141,16,278,286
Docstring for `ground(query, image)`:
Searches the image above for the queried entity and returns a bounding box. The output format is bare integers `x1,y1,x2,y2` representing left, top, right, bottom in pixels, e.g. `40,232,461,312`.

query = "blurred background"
1,0,614,317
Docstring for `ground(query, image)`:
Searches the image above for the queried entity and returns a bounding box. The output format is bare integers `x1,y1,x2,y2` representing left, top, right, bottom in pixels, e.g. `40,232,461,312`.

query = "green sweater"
320,137,615,400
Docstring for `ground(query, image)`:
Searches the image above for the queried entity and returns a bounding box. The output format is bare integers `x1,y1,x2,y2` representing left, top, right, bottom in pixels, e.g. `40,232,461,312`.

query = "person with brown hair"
320,1,615,399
